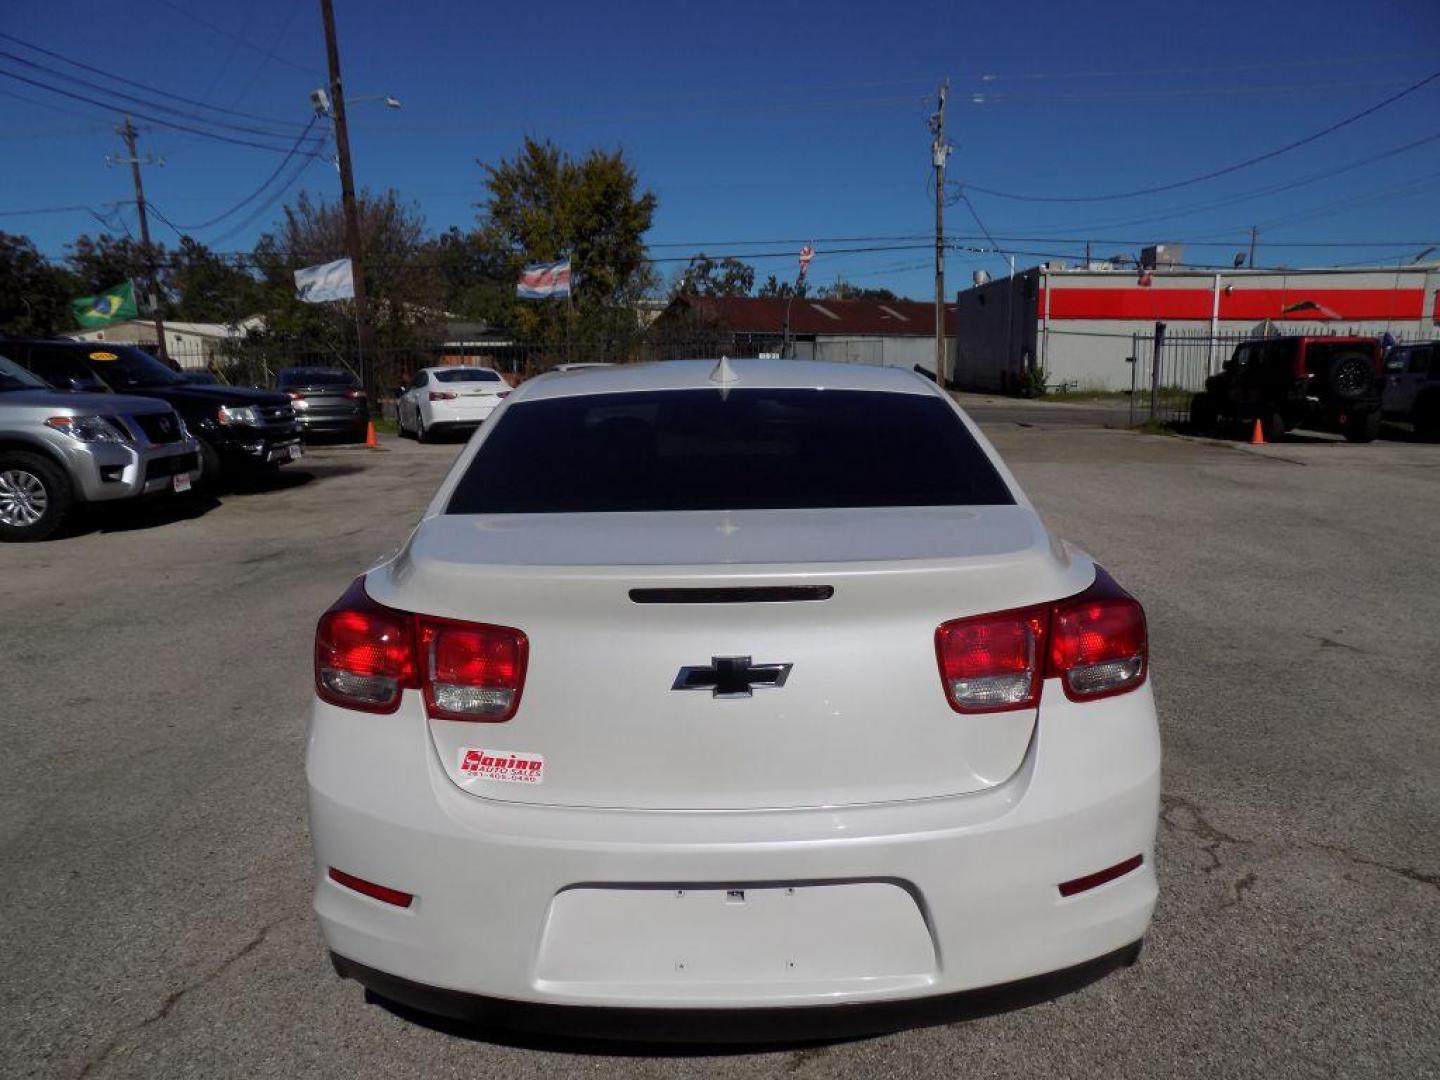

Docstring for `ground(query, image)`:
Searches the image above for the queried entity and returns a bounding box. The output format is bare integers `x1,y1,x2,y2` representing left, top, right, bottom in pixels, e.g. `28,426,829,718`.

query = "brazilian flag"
72,280,139,328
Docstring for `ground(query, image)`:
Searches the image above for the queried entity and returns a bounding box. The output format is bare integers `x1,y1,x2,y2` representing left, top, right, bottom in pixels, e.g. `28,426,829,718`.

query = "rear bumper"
332,940,1143,1042
307,680,1161,1014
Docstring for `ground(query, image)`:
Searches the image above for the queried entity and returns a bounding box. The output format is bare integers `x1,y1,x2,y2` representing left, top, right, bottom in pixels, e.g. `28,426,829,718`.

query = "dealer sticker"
458,748,544,784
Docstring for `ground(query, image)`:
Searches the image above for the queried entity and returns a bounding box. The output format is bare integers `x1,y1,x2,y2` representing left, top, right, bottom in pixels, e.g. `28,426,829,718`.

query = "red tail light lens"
429,391,457,401
315,579,417,713
287,391,305,400
313,578,527,721
419,618,528,722
935,566,1147,711
936,606,1047,713
1048,571,1147,701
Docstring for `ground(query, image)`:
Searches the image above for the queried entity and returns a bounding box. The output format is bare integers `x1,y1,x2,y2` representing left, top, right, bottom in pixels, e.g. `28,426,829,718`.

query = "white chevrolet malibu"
307,359,1160,1038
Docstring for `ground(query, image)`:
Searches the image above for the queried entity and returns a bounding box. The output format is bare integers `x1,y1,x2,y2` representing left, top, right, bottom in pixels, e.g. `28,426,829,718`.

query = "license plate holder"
172,472,192,493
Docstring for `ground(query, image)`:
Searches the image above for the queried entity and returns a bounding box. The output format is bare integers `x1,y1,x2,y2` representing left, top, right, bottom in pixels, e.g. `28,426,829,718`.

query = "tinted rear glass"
434,368,501,383
279,368,356,387
446,388,1013,514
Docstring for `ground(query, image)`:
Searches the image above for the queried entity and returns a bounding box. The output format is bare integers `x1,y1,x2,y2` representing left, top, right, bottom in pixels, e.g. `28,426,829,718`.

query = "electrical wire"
166,117,325,231
0,50,313,140
148,0,321,78
963,68,1440,203
0,69,327,156
0,32,308,129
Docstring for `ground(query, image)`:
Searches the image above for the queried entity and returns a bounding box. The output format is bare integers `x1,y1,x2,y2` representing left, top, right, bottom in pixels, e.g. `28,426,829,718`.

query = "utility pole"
1248,226,1258,268
117,116,167,362
930,80,950,387
319,0,374,400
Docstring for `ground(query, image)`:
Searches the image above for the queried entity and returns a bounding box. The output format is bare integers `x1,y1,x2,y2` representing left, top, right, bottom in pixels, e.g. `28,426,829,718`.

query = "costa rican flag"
516,258,573,299
798,244,814,277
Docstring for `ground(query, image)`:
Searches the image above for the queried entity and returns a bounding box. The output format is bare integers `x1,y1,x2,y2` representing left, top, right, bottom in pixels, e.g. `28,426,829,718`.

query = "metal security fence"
1125,327,1422,427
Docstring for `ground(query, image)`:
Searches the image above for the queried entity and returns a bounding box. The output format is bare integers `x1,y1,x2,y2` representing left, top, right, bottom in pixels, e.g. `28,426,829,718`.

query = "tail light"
1049,572,1147,701
419,618,527,721
935,606,1047,712
429,391,457,401
315,579,416,713
936,566,1146,713
287,391,305,401
344,388,366,400
314,577,527,721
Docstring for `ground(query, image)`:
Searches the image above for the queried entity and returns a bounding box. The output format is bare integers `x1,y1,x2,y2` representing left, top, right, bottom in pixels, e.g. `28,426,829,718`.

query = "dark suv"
1191,335,1384,443
10,340,301,486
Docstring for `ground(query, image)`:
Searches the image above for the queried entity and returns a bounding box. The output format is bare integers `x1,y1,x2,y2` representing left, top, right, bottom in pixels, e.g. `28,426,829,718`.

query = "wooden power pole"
319,0,374,399
117,116,168,362
930,81,950,387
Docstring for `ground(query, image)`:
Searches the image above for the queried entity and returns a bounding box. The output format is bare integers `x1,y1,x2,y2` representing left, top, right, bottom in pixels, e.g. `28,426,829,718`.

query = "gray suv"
0,355,201,541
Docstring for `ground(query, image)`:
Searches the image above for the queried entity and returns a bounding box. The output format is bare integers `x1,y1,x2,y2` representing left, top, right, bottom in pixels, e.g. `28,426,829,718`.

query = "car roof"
512,359,938,403
422,365,498,375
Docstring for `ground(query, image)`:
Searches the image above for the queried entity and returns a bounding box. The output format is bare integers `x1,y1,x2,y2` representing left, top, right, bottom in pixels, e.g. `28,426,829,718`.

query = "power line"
148,0,321,78
0,49,313,140
0,69,327,156
167,117,325,232
0,31,306,129
963,68,1440,203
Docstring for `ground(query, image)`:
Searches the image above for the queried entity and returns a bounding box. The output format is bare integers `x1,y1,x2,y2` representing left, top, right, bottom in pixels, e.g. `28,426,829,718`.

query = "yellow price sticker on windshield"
89,351,118,361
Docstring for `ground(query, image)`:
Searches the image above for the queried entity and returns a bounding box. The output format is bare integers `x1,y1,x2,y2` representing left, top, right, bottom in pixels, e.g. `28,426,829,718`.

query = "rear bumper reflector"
328,867,414,908
1058,854,1144,898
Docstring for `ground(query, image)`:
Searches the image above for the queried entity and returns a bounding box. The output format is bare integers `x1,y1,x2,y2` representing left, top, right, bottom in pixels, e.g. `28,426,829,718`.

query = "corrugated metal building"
954,262,1440,392
656,296,957,376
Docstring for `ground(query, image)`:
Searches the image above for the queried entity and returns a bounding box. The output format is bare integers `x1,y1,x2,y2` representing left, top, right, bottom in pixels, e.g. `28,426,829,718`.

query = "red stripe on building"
1037,286,1425,322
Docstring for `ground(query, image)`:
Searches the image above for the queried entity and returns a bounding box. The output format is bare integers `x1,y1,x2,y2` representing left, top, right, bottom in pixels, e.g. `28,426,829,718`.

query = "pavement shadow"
80,491,222,536
357,945,1138,1055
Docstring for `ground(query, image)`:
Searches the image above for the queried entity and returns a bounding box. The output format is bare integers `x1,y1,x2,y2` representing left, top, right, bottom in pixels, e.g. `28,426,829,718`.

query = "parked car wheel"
416,414,431,443
196,438,225,492
1189,392,1216,434
1342,409,1381,443
0,451,73,542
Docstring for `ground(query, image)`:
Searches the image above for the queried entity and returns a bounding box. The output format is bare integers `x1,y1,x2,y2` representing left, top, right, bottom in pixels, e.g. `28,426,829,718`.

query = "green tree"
478,137,657,347
757,274,809,299
673,254,754,298
821,280,898,301
167,237,261,323
65,233,162,299
0,232,76,335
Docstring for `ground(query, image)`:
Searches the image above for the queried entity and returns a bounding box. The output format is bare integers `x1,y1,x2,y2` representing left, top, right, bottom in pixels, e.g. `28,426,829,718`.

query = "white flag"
294,258,355,303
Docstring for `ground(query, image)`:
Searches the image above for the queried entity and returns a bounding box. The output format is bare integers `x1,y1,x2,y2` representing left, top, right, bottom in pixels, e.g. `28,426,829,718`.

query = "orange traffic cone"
364,420,379,448
1249,418,1265,446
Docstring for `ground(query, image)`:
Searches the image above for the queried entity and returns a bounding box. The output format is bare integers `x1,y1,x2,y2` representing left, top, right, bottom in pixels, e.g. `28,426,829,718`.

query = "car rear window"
446,388,1014,514
434,368,501,383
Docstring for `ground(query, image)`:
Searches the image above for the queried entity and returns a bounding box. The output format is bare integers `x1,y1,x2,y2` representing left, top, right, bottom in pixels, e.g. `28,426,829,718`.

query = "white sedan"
307,359,1159,1038
396,366,509,442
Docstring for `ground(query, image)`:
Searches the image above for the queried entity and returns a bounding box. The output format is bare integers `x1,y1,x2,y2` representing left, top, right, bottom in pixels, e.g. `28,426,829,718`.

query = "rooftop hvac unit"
1141,244,1184,269
972,270,991,286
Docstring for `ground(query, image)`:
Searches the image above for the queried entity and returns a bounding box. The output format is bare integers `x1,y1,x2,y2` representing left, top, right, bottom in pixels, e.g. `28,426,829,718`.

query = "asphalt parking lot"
2,403,1437,1080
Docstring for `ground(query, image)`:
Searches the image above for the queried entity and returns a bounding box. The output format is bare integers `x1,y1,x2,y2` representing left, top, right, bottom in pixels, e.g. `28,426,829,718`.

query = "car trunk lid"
368,506,1091,810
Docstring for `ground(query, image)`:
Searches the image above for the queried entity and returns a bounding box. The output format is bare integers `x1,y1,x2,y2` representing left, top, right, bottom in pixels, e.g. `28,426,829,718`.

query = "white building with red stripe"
953,262,1440,392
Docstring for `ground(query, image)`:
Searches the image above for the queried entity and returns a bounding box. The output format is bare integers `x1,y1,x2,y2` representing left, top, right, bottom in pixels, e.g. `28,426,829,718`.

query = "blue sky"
3,0,1439,299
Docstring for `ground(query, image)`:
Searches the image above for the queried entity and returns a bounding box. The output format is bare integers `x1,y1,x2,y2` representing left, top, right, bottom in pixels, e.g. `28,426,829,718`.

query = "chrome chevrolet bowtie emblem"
672,656,792,699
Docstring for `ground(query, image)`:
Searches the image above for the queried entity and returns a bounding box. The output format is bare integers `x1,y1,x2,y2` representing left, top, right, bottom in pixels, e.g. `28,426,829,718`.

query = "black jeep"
1190,335,1385,443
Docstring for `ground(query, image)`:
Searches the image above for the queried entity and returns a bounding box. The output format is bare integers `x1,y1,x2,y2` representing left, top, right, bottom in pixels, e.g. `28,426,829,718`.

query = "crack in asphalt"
74,916,292,1079
1160,795,1440,898
1218,871,1258,909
